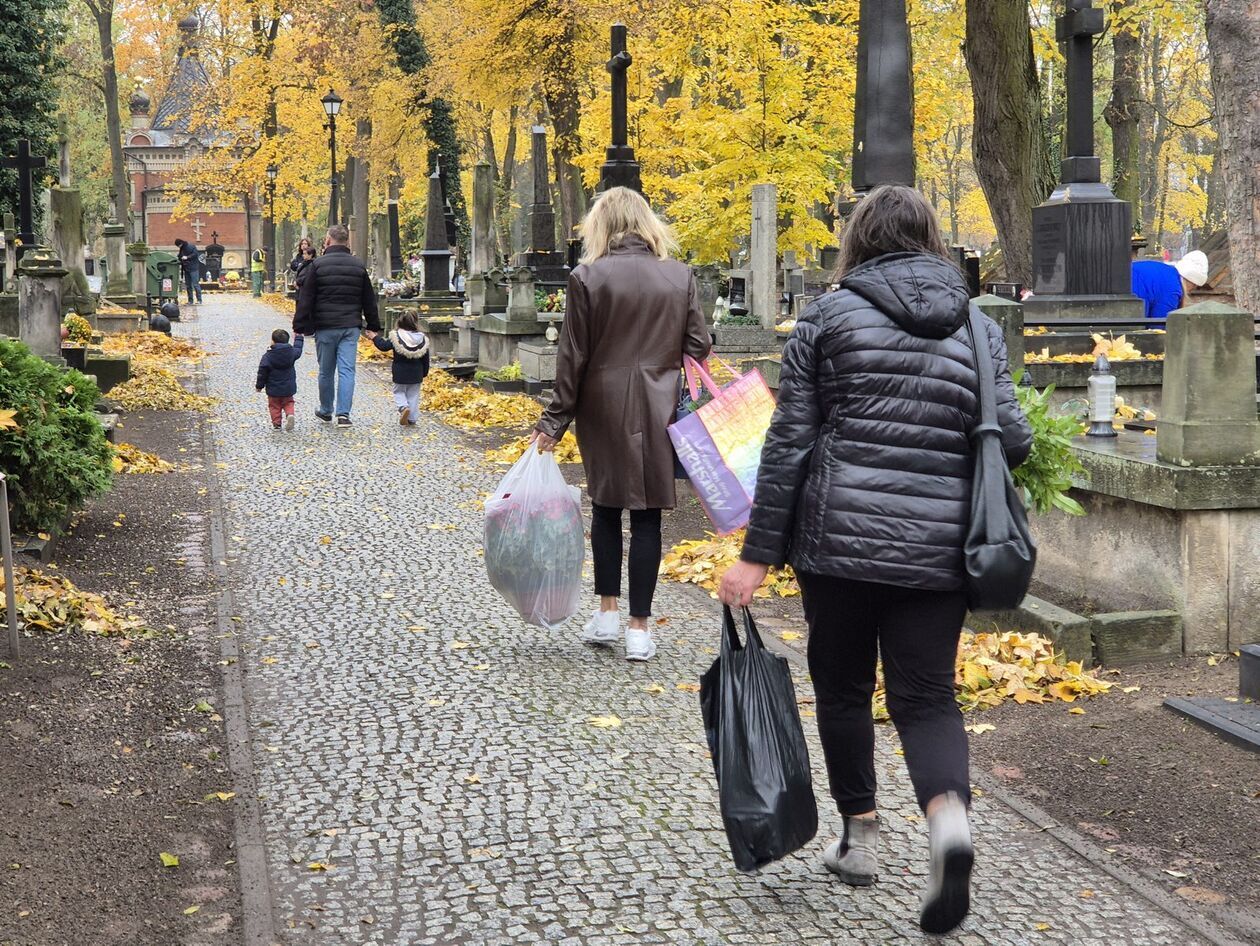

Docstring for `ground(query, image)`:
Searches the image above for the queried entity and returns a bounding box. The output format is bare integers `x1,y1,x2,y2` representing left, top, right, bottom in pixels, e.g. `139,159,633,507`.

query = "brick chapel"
124,14,262,274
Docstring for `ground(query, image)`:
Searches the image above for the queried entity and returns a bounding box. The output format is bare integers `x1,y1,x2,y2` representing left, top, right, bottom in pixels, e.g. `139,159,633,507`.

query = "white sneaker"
580,610,620,645
624,627,657,662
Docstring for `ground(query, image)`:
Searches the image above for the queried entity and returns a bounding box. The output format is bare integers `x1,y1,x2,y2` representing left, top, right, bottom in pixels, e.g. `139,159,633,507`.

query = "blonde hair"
579,187,678,265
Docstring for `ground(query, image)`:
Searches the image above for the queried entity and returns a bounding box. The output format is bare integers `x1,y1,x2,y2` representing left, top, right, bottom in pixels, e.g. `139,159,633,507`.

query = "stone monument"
750,184,778,329
598,23,642,194
413,162,463,357
16,247,66,360
515,126,569,289
1024,0,1141,320
49,128,95,317
103,193,133,307
852,0,915,192
476,266,553,371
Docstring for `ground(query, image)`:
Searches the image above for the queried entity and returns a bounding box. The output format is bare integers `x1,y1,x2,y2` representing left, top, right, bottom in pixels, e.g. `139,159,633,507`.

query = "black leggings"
798,572,970,816
590,505,662,618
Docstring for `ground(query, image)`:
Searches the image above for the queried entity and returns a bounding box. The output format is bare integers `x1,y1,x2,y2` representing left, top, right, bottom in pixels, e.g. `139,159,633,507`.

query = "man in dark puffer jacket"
293,224,382,427
719,186,1031,936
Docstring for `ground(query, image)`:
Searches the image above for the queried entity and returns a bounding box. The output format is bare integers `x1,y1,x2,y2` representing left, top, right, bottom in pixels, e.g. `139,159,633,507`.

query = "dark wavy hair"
835,185,951,278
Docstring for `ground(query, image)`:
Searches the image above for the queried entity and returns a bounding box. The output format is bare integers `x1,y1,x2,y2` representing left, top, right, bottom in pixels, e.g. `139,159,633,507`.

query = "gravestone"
205,232,225,281
852,0,914,191
17,247,66,359
127,242,149,306
103,192,132,306
598,23,642,194
49,131,95,318
516,126,568,289
466,161,505,318
1,140,48,261
415,163,463,355
371,212,390,281
1157,302,1260,466
693,263,721,326
387,179,404,277
750,184,778,328
475,266,551,370
1024,1,1141,321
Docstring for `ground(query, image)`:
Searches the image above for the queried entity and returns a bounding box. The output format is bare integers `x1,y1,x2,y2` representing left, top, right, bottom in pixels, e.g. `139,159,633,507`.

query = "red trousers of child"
267,395,295,426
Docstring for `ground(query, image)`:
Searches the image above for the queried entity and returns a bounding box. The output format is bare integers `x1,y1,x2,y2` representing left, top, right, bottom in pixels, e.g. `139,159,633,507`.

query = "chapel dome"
129,90,151,115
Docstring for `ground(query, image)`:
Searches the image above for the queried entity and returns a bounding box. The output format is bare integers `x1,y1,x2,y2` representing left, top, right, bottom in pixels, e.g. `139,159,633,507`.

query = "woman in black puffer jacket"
720,185,1031,935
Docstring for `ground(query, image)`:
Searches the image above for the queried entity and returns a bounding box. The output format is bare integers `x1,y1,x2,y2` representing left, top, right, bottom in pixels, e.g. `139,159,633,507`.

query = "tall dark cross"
851,0,914,193
2,140,48,257
1059,0,1104,184
597,23,642,194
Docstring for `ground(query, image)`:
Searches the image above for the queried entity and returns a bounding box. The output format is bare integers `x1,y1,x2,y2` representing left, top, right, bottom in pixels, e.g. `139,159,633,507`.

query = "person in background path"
290,238,314,278
293,244,318,290
719,185,1032,935
292,224,382,428
255,328,304,431
371,311,430,426
251,247,266,297
174,238,203,305
531,187,712,662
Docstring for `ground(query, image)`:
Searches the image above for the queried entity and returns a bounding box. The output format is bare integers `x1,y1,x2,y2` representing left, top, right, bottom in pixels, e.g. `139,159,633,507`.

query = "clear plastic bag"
484,447,585,628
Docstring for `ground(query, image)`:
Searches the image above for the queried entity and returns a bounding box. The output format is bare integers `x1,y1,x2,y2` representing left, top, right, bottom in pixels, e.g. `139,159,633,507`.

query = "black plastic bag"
699,606,817,872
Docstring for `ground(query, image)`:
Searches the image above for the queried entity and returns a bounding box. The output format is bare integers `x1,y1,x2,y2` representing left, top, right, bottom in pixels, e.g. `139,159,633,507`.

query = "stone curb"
188,320,281,946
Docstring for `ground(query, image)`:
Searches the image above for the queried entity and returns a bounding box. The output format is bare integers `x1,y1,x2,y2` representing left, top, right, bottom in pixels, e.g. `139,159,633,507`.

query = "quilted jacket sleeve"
740,314,823,568
986,318,1033,468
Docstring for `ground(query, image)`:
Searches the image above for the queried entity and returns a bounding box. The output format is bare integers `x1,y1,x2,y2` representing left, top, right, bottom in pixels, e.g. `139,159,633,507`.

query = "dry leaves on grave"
102,332,206,365
0,566,145,637
659,531,800,599
1024,334,1163,365
485,432,582,465
420,370,541,430
112,442,174,474
108,363,218,412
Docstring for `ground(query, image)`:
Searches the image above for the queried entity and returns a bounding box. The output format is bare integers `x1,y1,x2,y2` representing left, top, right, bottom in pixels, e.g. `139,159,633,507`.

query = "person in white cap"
1174,250,1210,301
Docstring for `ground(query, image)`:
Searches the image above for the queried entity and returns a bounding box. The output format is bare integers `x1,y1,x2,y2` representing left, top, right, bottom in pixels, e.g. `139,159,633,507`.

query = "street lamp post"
322,89,343,225
265,163,278,291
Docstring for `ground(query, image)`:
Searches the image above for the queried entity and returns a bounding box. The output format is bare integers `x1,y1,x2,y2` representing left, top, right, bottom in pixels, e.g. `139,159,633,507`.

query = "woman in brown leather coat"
532,187,711,661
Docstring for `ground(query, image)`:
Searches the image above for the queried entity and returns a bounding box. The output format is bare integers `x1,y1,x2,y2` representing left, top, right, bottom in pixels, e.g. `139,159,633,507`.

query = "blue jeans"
315,327,360,417
184,267,202,303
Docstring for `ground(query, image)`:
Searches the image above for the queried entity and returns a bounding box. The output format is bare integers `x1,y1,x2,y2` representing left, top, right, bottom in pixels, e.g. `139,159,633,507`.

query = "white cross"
191,217,205,241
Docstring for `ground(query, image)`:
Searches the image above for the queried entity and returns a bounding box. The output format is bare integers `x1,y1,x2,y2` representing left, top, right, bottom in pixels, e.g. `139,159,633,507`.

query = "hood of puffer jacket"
390,328,430,359
840,252,970,340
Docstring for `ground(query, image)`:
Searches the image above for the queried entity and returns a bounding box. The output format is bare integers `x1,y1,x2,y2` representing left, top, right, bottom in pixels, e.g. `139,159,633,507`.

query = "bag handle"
965,306,1009,541
684,355,724,399
720,605,768,652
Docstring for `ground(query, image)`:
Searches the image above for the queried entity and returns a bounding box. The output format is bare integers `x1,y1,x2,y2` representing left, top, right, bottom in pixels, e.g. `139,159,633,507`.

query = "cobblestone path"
191,297,1211,945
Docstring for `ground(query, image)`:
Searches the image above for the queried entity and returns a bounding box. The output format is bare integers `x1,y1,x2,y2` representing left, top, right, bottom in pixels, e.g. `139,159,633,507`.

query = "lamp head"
321,89,343,118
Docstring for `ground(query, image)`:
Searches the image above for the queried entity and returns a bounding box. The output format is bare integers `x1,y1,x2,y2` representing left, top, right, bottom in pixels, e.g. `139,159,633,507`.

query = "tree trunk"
1104,0,1141,212
495,108,518,263
86,0,129,226
963,0,1056,286
546,81,589,241
351,118,371,261
1206,0,1260,311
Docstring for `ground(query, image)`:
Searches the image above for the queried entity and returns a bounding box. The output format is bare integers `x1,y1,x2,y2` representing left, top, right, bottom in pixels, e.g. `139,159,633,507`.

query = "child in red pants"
255,328,305,430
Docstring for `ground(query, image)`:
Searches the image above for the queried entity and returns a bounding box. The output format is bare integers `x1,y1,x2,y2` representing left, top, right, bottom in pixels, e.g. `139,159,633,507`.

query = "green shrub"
1012,371,1087,517
0,338,113,532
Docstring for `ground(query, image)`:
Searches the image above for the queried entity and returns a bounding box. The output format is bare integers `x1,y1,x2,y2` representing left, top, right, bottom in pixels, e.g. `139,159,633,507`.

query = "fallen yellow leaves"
587,714,623,729
102,332,206,365
109,363,218,412
660,531,800,599
0,566,144,637
159,852,179,868
943,630,1112,716
358,336,390,361
112,442,174,474
1025,334,1162,365
486,432,582,465
420,369,541,430
0,408,19,431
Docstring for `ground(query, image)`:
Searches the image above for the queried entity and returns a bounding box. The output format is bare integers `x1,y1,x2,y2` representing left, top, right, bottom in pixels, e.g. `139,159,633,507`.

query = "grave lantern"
1087,354,1118,438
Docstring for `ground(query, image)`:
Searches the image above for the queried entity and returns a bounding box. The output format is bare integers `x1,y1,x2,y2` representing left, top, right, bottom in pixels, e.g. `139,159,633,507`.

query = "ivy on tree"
0,0,63,233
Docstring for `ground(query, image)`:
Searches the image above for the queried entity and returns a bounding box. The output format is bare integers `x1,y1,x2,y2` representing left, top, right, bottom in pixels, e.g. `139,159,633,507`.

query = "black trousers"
798,571,971,815
590,505,662,618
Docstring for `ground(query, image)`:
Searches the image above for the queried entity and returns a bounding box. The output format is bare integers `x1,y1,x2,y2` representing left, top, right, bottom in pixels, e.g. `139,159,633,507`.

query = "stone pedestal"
1158,301,1260,466
972,293,1024,368
103,221,133,305
17,248,67,359
453,315,481,362
1025,181,1142,321
127,242,150,307
712,323,780,358
519,340,559,383
467,271,508,318
750,184,778,329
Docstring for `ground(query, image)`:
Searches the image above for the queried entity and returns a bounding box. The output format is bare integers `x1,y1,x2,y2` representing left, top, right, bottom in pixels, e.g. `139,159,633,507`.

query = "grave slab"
1165,697,1260,753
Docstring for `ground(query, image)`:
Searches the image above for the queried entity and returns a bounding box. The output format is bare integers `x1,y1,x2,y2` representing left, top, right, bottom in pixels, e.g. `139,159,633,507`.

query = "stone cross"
191,217,205,241
852,0,914,191
598,23,642,194
1059,0,1104,183
750,183,778,329
1,140,49,255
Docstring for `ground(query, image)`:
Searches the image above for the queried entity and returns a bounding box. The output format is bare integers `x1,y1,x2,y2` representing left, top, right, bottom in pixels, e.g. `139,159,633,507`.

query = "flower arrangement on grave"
535,289,566,313
62,313,93,345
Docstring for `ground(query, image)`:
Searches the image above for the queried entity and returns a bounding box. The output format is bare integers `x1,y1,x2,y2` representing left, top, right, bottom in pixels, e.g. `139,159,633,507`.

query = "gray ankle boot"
919,793,974,935
823,815,879,886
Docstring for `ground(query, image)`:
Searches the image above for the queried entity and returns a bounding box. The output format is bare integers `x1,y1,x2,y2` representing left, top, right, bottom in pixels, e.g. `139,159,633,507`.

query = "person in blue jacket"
255,328,305,430
1130,241,1184,322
